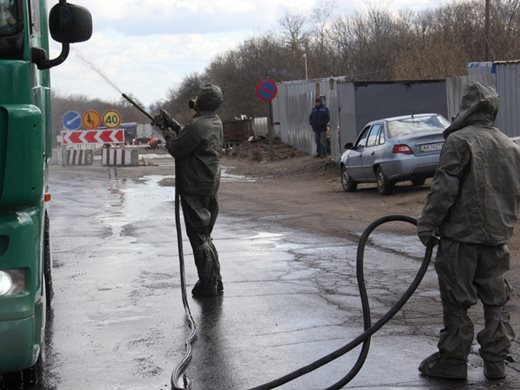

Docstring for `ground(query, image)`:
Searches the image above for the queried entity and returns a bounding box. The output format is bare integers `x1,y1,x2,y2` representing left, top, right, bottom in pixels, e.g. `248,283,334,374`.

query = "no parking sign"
255,79,278,102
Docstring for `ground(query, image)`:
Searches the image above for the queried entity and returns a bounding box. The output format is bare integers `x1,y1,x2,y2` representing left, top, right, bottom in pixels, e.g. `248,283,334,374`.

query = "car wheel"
376,167,394,195
341,165,357,192
411,177,426,186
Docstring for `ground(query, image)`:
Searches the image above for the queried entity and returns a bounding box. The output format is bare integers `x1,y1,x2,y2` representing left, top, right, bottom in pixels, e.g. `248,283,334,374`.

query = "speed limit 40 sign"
103,110,122,128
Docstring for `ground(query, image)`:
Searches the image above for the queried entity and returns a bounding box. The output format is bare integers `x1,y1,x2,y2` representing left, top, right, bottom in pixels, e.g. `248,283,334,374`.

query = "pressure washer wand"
121,93,155,123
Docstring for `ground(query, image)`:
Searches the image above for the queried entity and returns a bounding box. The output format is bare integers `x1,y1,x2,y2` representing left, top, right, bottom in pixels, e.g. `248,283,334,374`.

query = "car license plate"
420,142,444,152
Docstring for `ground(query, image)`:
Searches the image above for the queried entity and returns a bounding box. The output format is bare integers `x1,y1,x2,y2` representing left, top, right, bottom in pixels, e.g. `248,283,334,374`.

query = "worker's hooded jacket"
164,85,224,196
418,82,520,245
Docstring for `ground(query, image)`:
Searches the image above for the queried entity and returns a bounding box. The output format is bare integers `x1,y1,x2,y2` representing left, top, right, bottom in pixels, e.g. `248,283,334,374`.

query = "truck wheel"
1,371,22,389
44,214,53,308
376,167,394,195
22,351,43,385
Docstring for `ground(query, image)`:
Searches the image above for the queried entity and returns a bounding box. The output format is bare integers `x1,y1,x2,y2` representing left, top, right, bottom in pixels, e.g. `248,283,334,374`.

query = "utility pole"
485,0,490,61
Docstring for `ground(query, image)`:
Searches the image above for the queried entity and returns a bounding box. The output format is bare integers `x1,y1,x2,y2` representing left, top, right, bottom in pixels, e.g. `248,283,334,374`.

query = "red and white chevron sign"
61,129,124,145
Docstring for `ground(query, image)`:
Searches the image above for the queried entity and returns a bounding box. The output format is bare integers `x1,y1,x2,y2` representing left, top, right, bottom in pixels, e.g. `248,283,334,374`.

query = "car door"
345,125,370,180
361,123,384,179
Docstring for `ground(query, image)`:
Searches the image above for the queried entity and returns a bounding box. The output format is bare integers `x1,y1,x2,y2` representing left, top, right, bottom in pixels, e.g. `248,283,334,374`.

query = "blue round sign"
62,111,82,130
255,79,278,102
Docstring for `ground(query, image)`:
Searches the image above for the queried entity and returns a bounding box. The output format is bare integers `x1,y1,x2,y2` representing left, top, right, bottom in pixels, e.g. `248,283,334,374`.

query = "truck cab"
0,0,91,384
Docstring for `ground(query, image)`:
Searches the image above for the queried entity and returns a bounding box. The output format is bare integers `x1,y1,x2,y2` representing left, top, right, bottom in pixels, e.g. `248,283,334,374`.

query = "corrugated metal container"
272,77,342,159
495,61,520,137
273,78,448,162
446,63,496,121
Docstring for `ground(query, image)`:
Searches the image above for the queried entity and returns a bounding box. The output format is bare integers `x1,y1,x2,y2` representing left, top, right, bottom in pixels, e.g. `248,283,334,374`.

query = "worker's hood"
195,84,223,112
443,81,499,138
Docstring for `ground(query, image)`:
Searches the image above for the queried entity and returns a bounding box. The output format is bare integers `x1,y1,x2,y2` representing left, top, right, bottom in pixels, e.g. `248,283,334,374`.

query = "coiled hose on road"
171,213,436,390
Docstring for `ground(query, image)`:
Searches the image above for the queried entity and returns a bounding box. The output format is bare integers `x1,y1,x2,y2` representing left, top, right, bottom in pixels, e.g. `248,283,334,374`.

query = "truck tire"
44,214,53,308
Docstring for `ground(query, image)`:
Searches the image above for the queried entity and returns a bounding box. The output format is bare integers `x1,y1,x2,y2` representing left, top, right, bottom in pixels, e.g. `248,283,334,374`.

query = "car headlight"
0,269,26,296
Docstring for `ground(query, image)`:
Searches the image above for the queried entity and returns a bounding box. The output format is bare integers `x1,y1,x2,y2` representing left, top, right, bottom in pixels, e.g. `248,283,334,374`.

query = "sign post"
255,79,278,161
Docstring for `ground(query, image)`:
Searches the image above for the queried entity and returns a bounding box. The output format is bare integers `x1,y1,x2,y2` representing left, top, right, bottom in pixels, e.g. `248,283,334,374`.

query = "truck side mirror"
49,2,92,43
32,2,92,70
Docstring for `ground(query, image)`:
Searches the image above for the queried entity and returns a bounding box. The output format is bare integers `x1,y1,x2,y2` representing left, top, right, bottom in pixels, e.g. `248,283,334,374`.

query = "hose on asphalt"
171,163,197,390
249,214,436,390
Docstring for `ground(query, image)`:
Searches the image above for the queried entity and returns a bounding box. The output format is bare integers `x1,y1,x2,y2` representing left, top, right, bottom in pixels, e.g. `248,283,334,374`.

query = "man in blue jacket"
309,97,330,158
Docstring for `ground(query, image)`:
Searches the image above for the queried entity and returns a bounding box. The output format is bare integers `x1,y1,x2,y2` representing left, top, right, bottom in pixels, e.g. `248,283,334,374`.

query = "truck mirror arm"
31,43,70,70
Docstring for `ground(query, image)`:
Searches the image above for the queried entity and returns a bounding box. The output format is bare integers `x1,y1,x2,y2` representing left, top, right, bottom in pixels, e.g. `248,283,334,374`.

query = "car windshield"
387,115,450,138
0,0,20,35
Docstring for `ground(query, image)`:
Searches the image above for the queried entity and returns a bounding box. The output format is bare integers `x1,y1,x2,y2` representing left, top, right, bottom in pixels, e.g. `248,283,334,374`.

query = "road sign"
103,110,122,128
61,129,124,145
255,79,278,102
62,111,82,130
82,110,102,130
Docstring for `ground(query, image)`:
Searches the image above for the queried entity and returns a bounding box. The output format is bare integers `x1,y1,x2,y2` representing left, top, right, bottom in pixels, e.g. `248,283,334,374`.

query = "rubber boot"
483,360,506,380
419,352,467,380
478,305,513,380
191,280,221,298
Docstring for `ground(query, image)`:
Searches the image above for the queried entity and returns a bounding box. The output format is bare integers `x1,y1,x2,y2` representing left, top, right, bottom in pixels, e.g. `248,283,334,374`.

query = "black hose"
171,162,197,390
250,215,435,390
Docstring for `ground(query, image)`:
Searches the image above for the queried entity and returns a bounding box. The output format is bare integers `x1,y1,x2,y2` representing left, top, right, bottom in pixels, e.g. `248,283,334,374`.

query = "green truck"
0,0,91,385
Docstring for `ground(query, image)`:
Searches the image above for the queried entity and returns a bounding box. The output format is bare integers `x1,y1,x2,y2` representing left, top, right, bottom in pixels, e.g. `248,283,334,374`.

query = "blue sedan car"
340,113,450,195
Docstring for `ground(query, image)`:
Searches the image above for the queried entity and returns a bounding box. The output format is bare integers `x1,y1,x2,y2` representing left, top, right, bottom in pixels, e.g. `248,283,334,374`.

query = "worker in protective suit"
417,81,520,380
154,84,224,297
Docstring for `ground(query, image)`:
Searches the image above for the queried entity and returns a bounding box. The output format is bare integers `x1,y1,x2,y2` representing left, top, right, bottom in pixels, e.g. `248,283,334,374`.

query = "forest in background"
51,0,520,128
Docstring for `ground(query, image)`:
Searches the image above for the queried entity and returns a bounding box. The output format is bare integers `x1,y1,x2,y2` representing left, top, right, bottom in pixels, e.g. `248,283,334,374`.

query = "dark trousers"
180,193,221,285
314,130,327,156
434,238,514,363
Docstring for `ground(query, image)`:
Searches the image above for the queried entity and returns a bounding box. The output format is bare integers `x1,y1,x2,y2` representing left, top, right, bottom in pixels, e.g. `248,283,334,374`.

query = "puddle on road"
98,175,175,240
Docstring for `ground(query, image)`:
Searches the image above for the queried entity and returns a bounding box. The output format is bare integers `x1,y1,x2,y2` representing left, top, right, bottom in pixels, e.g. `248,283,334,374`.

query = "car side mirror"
344,142,354,150
33,2,92,70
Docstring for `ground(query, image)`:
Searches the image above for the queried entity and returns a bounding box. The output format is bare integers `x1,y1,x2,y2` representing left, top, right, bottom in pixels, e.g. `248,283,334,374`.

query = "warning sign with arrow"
61,129,124,145
82,110,102,130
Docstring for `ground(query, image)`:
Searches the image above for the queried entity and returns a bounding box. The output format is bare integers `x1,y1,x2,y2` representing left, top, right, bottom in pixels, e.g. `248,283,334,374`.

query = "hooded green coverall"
161,84,224,296
417,82,520,379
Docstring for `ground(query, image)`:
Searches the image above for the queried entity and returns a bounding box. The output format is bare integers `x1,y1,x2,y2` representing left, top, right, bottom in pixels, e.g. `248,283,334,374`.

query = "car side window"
378,126,386,144
366,124,382,147
355,125,371,148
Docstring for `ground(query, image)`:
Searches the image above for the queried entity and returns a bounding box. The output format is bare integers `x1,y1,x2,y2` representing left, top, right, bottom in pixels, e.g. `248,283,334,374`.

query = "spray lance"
121,92,197,390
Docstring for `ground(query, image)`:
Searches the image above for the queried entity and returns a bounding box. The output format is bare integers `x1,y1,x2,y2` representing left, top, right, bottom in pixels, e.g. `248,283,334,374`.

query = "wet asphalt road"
5,167,520,389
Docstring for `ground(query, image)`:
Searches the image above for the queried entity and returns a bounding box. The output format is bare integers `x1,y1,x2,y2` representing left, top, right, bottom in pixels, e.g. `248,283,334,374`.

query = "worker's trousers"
181,193,221,286
434,238,514,364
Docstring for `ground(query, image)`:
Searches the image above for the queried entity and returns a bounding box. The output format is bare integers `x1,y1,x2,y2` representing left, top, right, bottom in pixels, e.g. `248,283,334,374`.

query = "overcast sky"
48,0,446,108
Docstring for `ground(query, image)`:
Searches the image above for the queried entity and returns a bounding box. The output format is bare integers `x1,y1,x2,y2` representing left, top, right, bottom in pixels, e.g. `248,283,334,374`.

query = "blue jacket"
309,105,330,132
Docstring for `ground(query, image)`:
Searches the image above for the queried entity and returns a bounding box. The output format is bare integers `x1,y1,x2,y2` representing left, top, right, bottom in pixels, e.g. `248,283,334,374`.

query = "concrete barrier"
65,149,93,166
102,148,139,166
